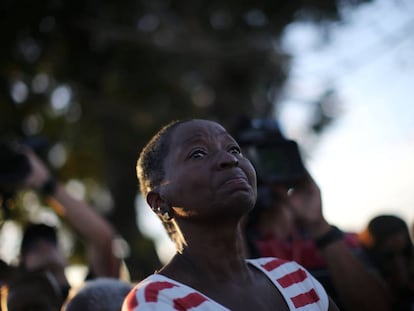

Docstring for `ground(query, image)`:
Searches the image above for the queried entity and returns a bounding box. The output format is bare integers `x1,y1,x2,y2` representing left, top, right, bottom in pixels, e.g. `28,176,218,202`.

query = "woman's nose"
216,151,239,169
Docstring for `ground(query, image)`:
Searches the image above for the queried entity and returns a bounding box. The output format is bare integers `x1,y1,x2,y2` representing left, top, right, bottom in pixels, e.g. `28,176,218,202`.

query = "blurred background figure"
63,277,133,311
18,223,71,300
234,117,391,311
0,142,124,310
358,214,414,310
2,269,64,311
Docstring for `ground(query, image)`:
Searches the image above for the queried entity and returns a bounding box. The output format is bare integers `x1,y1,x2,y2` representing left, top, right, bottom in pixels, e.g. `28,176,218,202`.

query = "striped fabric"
251,257,329,310
122,257,329,310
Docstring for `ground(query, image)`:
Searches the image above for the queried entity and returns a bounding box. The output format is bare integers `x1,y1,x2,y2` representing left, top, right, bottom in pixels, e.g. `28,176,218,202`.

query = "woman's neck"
161,223,252,283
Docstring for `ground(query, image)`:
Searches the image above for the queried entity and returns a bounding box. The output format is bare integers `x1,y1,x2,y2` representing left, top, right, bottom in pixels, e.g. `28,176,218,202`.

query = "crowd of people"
0,118,413,310
0,145,123,310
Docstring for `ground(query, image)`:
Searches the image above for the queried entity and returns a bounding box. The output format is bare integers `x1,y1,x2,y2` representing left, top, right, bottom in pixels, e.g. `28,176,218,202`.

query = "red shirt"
252,230,361,269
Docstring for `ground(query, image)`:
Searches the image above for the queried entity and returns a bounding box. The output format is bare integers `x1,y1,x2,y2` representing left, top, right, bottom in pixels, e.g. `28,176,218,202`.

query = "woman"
123,119,339,310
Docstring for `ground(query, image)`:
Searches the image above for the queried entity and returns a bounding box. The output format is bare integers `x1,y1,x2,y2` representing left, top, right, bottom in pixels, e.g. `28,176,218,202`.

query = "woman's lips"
221,173,250,189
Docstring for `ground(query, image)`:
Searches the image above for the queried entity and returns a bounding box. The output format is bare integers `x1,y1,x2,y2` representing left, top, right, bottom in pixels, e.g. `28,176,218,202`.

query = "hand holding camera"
283,172,330,238
236,117,329,236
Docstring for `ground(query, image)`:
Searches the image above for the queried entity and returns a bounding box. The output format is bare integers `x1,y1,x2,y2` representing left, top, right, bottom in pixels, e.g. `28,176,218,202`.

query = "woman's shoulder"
129,274,183,297
247,257,330,310
123,274,229,311
247,256,323,286
247,256,298,270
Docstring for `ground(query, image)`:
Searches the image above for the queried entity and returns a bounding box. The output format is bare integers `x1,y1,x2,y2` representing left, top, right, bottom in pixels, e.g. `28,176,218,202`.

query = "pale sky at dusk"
278,0,414,231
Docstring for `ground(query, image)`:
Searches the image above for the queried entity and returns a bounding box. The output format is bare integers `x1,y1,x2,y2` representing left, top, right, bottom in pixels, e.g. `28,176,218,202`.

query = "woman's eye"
229,146,241,155
189,150,206,159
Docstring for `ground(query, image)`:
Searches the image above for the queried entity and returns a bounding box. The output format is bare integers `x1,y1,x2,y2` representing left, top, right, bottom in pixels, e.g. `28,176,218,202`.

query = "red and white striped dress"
122,257,329,311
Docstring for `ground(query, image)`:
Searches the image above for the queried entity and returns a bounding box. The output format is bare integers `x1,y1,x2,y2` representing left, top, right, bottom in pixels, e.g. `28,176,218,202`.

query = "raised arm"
23,147,121,278
287,172,391,311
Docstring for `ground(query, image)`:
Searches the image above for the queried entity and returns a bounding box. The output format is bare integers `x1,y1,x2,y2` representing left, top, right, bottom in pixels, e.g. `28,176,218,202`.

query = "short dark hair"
137,119,188,197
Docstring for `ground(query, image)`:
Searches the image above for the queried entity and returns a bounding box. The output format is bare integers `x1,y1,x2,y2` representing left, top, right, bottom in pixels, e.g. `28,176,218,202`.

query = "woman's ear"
147,191,173,221
146,191,161,214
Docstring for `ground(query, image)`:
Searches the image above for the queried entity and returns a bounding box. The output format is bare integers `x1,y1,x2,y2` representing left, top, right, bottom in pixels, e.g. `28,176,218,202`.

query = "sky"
138,0,414,263
278,0,414,232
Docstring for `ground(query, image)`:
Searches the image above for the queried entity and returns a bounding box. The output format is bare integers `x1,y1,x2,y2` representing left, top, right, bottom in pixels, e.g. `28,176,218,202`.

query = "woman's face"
160,119,257,220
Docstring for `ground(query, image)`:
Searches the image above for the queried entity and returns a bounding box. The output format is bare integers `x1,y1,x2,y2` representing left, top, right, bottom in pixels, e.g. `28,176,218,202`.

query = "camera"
233,117,307,214
0,142,31,192
0,137,49,219
235,118,306,185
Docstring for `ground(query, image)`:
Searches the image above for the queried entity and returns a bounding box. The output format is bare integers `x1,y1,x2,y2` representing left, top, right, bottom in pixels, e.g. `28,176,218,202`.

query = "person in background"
21,147,122,279
2,269,64,311
358,214,414,310
242,173,391,311
123,118,339,310
1,146,123,310
19,223,71,300
236,118,391,311
64,277,133,311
